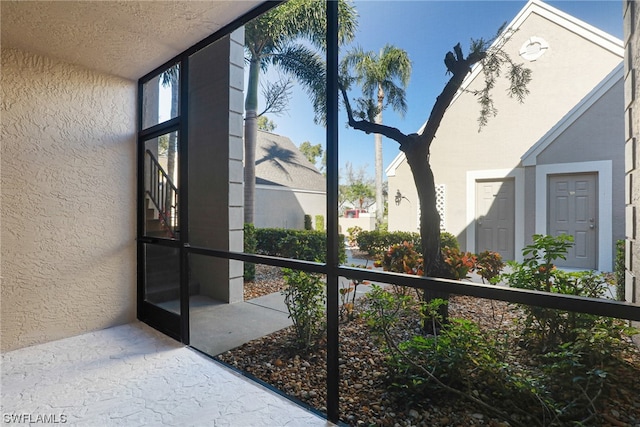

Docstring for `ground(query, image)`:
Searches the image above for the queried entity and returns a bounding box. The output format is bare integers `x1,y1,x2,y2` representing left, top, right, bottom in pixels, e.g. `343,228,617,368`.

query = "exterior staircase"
144,149,178,239
144,150,198,303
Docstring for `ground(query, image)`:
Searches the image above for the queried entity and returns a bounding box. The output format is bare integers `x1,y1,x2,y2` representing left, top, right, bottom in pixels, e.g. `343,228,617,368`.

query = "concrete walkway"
189,293,292,356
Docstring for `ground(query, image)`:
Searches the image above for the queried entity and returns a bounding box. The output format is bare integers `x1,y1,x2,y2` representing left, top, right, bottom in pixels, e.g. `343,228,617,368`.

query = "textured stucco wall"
1,48,137,351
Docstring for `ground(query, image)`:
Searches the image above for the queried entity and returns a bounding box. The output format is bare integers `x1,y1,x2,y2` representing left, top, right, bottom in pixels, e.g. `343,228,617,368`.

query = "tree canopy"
243,0,358,224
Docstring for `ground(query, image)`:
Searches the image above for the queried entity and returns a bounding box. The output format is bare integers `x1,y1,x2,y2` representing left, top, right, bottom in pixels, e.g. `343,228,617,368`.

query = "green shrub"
500,234,616,351
381,241,423,275
376,221,388,232
356,230,459,258
475,250,505,283
304,214,312,230
282,268,325,348
615,239,625,301
254,228,346,264
315,215,324,231
442,247,476,280
364,236,638,425
243,223,257,280
363,290,538,413
440,231,459,250
356,230,421,257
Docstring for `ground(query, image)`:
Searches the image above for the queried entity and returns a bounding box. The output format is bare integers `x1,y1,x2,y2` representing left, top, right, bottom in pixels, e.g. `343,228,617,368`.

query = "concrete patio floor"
1,322,333,427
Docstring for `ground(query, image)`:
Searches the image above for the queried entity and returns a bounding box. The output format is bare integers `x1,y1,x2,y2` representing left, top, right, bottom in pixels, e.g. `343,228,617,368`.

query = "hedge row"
356,230,459,257
244,224,346,279
258,228,346,263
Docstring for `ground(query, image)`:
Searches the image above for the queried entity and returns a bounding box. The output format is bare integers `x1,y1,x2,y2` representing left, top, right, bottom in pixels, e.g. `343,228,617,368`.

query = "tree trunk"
167,77,179,226
374,85,384,226
403,140,449,322
244,57,260,224
167,82,178,180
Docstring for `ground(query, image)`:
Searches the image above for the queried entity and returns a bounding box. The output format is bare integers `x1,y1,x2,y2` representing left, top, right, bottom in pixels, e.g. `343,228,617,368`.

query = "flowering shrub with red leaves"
379,243,505,283
442,247,477,280
475,250,505,283
381,241,423,276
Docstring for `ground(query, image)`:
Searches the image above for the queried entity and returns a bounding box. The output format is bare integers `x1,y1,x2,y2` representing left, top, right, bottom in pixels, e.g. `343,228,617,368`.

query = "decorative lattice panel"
436,184,446,231
416,184,446,231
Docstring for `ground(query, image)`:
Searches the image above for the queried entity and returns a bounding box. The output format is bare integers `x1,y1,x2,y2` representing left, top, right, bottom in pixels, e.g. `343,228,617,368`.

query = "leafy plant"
281,268,325,348
243,223,257,280
363,289,541,426
615,239,625,301
363,234,639,426
501,234,624,352
442,247,476,280
339,262,371,322
357,230,421,257
381,241,423,276
356,230,459,258
254,228,346,263
476,250,505,283
346,226,363,247
304,214,313,230
440,231,460,250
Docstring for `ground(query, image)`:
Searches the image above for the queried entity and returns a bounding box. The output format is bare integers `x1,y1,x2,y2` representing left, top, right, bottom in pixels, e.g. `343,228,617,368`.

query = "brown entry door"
476,179,515,260
548,173,597,269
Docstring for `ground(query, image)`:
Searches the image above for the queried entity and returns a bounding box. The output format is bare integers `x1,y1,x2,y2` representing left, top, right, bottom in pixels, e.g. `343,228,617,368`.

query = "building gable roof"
520,62,623,166
386,0,623,177
255,130,325,192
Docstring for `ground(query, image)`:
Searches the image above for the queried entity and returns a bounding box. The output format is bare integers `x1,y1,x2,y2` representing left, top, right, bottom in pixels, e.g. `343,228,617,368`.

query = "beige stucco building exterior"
1,1,261,352
387,0,624,271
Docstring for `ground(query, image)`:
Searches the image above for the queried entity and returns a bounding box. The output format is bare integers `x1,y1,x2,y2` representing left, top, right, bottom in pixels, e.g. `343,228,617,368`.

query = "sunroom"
3,1,640,425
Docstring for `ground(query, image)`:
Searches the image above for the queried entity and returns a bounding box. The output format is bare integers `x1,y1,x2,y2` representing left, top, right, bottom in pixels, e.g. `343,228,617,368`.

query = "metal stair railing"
145,149,178,238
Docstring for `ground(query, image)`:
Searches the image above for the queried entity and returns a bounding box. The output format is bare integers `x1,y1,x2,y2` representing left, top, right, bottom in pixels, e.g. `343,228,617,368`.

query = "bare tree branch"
339,83,408,144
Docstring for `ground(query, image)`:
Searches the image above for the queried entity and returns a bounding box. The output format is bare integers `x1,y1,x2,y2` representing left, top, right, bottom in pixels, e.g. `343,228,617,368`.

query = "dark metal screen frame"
136,1,640,424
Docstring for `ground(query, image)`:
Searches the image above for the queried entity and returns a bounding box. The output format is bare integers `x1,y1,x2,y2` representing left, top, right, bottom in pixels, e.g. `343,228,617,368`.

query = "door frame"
535,161,612,271
466,168,525,261
137,57,190,344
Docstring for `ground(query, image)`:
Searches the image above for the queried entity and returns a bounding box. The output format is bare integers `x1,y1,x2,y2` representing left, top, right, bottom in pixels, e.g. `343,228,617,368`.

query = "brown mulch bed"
244,264,287,300
232,267,640,427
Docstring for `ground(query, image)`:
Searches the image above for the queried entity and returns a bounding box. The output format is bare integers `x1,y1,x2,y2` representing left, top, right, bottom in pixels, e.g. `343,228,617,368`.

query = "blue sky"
258,0,623,179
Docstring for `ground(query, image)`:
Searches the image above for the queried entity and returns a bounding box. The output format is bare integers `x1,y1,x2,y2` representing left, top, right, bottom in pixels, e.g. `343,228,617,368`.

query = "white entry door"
476,179,515,260
548,173,597,269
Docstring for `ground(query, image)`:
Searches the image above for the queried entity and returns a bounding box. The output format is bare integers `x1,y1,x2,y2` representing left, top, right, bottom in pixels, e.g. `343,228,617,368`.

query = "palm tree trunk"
167,77,179,227
167,81,178,184
244,110,257,224
244,57,260,224
374,85,384,226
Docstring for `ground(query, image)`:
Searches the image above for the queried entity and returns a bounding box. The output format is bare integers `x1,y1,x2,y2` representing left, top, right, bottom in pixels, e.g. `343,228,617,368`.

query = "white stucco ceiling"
1,1,263,81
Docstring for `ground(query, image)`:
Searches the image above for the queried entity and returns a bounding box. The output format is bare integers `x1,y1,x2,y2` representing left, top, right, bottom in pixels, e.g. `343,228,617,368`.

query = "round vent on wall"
519,37,549,61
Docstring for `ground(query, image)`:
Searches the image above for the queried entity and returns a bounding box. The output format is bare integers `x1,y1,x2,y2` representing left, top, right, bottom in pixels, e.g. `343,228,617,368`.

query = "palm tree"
160,64,179,183
243,0,357,224
341,45,412,227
